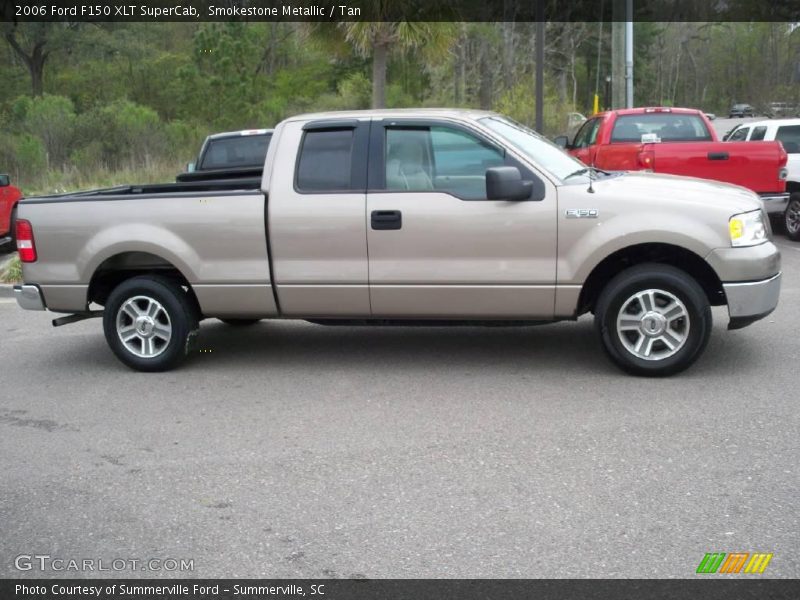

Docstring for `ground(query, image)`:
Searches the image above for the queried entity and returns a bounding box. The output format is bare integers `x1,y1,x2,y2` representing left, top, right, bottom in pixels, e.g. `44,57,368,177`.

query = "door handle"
371,210,402,230
707,151,729,160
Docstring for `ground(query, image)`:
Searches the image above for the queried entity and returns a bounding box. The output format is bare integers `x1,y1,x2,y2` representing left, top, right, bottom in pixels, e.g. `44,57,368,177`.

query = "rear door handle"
708,151,729,160
371,210,402,230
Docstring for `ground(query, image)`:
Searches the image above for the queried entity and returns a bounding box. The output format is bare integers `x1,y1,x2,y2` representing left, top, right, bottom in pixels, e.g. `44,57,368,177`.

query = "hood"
570,171,762,215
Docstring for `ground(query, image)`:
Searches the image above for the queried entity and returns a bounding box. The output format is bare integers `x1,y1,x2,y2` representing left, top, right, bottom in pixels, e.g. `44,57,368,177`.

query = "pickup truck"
13,109,782,376
725,118,800,240
0,173,23,248
554,107,789,211
176,128,273,183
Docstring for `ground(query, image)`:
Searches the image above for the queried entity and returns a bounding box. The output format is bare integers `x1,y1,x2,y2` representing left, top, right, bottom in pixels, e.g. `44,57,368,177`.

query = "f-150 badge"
565,208,598,218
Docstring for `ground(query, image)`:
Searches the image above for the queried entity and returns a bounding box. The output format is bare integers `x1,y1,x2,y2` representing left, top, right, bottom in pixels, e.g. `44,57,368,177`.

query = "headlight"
729,209,767,247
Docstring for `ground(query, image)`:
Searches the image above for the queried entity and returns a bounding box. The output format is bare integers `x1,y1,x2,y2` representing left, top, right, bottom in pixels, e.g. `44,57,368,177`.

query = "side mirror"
0,174,9,187
554,135,569,149
782,141,799,154
486,166,544,201
186,162,196,173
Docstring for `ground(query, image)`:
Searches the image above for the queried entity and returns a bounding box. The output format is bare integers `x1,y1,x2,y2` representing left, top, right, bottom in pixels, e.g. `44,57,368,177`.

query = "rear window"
296,129,355,191
610,114,712,143
776,125,800,153
199,134,271,170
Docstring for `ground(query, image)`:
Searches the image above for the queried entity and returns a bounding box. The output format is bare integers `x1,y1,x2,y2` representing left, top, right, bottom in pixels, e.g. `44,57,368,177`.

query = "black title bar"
3,0,800,22
3,579,800,600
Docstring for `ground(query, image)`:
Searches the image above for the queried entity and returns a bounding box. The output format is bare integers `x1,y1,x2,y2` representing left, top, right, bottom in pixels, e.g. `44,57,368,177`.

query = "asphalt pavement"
0,241,798,579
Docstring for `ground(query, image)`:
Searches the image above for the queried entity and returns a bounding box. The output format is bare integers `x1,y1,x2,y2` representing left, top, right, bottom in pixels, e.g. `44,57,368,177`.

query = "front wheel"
595,264,712,377
103,275,199,372
785,195,800,242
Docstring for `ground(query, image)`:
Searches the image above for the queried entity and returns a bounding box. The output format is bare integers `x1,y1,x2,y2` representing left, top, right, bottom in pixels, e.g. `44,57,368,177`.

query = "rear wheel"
595,264,712,376
785,195,800,242
103,275,198,372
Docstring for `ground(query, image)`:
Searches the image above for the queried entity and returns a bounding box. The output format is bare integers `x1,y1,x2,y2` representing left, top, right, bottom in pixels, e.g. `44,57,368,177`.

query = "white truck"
726,118,800,240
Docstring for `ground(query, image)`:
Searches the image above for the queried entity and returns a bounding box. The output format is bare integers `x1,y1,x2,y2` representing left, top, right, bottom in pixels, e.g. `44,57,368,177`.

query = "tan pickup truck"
14,109,781,376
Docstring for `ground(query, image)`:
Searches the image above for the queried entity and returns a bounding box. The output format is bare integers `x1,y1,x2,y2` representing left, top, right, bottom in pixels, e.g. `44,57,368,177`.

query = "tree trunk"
5,33,48,97
372,42,388,109
30,60,44,97
478,37,493,109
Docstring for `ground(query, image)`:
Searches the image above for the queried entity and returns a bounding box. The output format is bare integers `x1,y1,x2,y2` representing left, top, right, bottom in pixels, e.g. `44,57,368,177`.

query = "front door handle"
371,210,402,230
708,151,729,160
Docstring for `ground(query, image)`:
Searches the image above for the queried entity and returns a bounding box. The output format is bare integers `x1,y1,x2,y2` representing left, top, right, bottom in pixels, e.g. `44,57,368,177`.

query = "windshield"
479,116,585,181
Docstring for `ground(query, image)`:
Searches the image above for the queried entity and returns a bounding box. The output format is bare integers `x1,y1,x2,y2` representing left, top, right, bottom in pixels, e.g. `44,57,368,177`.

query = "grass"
0,252,21,284
19,161,185,196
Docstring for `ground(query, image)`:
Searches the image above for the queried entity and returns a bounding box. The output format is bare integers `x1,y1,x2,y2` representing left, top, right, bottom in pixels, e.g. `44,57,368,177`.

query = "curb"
0,284,15,298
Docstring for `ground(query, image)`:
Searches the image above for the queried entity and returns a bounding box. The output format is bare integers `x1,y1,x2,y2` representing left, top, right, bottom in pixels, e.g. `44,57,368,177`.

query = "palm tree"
336,19,455,108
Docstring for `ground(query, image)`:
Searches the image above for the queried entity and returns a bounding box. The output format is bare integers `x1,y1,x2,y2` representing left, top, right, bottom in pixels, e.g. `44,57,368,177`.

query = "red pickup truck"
556,107,788,207
0,174,22,248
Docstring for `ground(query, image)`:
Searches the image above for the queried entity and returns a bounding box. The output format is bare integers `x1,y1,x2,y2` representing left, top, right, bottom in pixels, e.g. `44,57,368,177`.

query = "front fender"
557,210,727,285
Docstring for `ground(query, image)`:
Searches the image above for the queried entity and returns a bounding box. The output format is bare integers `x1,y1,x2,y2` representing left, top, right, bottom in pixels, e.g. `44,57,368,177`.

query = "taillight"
15,219,37,262
637,149,655,170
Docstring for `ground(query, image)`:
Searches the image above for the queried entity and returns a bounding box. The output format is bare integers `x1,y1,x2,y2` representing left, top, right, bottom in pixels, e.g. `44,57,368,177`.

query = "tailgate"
649,141,786,193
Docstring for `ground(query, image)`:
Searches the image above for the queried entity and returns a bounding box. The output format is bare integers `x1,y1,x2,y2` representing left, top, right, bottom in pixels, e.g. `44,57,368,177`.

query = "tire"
594,263,712,377
218,318,261,326
784,194,800,242
103,275,199,372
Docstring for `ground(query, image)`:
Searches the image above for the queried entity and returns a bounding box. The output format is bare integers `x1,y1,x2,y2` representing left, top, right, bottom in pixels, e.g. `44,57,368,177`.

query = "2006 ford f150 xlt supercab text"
14,110,782,376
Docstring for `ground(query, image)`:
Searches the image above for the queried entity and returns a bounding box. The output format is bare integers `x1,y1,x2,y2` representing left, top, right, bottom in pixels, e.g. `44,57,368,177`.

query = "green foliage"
0,254,22,284
13,135,47,180
495,81,574,134
2,21,799,192
18,94,76,167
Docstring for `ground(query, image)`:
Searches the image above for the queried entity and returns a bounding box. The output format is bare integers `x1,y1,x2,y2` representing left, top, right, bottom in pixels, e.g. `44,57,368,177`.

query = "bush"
0,254,22,284
16,94,77,168
495,81,575,136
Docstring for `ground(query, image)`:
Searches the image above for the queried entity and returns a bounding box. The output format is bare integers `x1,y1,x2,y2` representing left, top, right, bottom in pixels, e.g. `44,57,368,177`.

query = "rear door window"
749,126,767,141
296,129,355,191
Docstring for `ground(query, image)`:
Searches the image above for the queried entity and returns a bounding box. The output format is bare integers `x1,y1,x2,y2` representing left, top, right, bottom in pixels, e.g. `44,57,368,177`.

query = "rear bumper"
724,272,781,330
758,193,789,215
13,284,46,311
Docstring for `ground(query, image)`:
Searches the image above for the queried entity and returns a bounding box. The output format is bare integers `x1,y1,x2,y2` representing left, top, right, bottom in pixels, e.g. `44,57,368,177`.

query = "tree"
3,23,81,96
337,18,454,108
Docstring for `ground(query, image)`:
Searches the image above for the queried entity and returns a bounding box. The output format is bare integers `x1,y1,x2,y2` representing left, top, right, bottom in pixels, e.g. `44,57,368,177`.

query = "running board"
52,310,104,327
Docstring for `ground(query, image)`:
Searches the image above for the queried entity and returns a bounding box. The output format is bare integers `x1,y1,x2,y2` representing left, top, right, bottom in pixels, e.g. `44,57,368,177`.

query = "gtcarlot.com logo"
14,554,194,572
696,552,773,574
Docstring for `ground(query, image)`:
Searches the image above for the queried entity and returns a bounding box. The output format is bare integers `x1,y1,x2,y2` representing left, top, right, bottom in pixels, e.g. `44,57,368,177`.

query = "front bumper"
14,284,46,311
724,272,781,330
758,193,789,215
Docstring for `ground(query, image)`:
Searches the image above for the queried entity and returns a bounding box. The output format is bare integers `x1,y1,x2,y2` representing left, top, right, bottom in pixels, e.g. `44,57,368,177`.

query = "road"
0,244,798,580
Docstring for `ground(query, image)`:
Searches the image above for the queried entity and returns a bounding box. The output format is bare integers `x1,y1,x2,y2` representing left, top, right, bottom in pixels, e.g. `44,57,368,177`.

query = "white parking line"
0,298,17,303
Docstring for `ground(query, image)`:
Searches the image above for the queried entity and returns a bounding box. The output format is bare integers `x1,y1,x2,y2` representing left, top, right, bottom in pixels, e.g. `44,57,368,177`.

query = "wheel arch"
577,242,725,315
88,251,202,317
